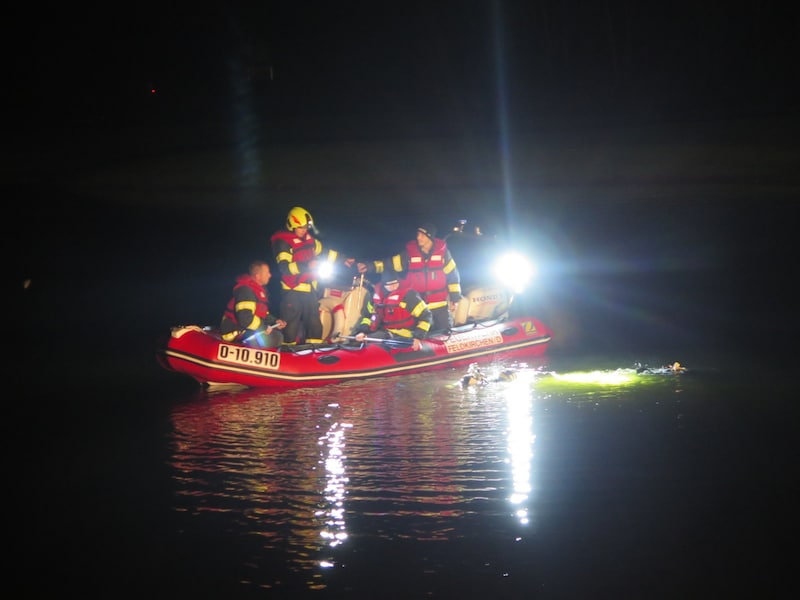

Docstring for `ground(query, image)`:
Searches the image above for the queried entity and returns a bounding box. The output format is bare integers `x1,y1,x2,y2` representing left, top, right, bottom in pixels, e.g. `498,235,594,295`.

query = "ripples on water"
165,361,699,596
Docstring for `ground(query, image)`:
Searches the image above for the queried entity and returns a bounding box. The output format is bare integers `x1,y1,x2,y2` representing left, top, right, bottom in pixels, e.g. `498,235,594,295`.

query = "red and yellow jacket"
270,229,344,293
220,275,275,341
370,237,461,311
353,281,432,339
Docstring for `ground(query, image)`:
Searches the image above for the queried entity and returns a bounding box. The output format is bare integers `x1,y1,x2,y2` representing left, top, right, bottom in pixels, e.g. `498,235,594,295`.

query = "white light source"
317,260,334,281
493,252,536,294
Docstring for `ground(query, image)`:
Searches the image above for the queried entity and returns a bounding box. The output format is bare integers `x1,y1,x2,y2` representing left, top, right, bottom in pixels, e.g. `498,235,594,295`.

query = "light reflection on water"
166,362,690,593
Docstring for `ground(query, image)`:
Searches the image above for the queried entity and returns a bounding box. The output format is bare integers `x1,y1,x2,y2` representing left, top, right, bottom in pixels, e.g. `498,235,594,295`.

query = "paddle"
338,334,415,348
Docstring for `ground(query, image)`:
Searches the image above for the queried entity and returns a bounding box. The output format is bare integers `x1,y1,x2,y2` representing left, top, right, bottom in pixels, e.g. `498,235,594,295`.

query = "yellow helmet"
286,206,315,232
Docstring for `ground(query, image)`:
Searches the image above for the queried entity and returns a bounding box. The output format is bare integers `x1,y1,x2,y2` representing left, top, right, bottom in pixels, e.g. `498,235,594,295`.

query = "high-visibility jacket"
404,237,448,306
369,238,462,310
270,229,343,293
353,281,432,339
220,275,274,341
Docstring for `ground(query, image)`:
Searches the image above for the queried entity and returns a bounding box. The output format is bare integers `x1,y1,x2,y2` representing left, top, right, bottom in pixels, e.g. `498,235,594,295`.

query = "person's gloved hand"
352,324,370,336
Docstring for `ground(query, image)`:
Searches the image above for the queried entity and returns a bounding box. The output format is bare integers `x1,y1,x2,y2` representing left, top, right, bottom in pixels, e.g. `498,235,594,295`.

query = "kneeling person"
351,273,432,351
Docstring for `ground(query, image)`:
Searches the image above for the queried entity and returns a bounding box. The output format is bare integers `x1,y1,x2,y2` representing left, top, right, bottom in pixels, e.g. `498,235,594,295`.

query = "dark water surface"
15,354,796,598
10,145,797,597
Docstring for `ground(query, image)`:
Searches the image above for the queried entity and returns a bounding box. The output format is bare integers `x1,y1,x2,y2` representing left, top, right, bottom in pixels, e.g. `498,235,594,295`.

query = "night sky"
7,0,797,269
8,1,798,140
7,1,798,331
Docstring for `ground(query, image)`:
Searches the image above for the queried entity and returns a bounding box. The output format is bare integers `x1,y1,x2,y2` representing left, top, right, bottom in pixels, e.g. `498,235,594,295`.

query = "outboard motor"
452,285,512,326
453,285,513,326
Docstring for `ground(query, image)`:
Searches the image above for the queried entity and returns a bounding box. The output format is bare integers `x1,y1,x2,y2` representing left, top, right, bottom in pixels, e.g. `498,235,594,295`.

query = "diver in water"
635,361,687,374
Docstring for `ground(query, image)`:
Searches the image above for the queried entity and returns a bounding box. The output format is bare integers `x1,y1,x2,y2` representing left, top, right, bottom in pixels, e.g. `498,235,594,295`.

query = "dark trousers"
430,305,452,333
280,290,323,343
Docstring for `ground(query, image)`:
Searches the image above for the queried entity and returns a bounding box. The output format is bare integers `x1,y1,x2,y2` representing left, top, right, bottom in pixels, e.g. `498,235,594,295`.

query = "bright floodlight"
317,260,334,281
493,252,536,294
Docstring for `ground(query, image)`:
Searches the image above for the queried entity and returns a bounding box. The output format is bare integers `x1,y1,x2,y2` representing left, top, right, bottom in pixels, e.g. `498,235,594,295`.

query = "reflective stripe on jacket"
355,281,432,339
220,275,271,341
271,229,341,293
403,237,451,306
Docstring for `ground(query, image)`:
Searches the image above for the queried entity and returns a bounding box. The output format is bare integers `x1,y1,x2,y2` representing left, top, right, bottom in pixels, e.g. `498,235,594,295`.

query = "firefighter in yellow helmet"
270,206,355,345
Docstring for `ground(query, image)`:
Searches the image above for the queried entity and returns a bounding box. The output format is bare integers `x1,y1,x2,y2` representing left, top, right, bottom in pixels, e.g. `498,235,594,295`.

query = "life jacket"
221,275,270,340
403,237,449,306
271,229,320,293
373,282,416,332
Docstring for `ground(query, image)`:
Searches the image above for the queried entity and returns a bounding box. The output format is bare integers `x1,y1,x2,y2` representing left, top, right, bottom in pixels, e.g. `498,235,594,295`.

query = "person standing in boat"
351,272,432,351
357,222,462,333
271,206,355,345
220,260,286,348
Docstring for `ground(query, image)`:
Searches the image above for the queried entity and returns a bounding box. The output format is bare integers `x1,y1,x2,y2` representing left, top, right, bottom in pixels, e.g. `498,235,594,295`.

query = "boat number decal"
217,344,281,370
443,329,503,353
